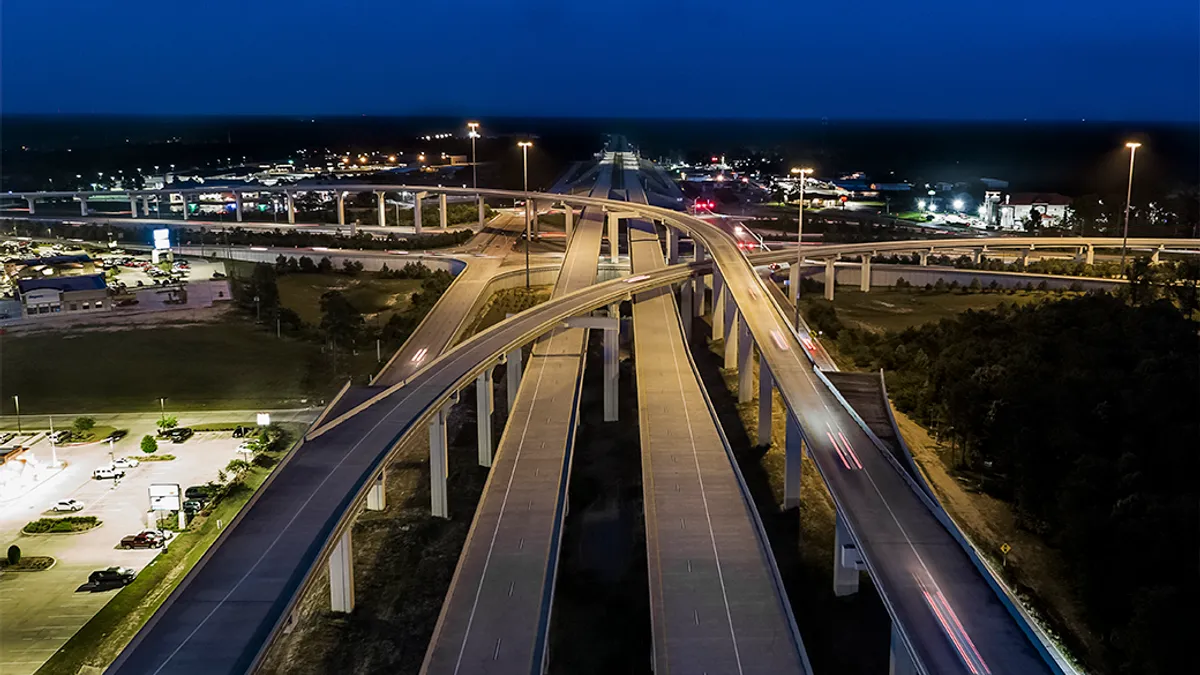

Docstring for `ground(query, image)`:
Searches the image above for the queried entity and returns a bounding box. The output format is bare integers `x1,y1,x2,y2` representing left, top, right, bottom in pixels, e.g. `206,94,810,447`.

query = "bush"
141,435,158,454
157,415,178,432
72,416,96,435
23,516,101,534
7,545,19,565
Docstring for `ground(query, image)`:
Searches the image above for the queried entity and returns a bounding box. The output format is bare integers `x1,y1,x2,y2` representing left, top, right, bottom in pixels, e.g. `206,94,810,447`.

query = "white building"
998,193,1071,230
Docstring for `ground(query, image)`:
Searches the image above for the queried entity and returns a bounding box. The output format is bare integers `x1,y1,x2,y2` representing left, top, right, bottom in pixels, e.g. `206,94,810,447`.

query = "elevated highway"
84,178,1200,675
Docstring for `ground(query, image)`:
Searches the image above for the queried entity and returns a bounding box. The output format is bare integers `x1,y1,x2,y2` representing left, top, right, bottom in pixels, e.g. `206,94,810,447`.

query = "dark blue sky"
3,0,1197,121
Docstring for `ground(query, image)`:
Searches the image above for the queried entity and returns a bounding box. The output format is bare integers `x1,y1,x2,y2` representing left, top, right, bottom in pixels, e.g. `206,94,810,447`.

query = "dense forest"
810,287,1197,674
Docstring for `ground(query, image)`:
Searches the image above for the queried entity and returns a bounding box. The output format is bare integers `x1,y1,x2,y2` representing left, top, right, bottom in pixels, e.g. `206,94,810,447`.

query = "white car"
53,499,84,512
92,466,126,480
49,430,72,444
112,457,140,469
236,441,257,454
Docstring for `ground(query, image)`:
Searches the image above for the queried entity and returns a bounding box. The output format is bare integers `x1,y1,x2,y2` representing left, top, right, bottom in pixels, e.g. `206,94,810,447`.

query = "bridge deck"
421,163,613,674
625,165,808,674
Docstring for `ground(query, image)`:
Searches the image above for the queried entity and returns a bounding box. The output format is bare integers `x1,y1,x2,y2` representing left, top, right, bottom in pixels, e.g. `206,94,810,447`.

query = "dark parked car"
105,429,128,443
168,428,194,443
232,425,254,439
88,566,137,588
120,532,164,549
182,500,203,515
184,486,210,504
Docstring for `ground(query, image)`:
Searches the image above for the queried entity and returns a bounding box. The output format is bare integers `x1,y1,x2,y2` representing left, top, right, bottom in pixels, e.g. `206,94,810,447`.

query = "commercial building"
999,193,1072,230
16,274,109,317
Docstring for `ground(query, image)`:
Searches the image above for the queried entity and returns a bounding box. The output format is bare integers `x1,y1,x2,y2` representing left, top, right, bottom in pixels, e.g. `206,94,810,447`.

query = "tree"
141,435,158,455
157,415,178,432
1024,207,1042,232
225,459,251,484
248,263,280,316
275,254,289,272
72,416,96,436
319,290,364,349
968,278,982,293
298,256,317,273
6,545,19,565
317,256,334,274
933,278,948,293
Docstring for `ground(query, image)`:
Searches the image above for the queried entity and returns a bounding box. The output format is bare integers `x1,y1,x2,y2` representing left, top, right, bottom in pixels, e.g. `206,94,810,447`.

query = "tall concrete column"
376,191,387,227
789,260,802,308
429,404,450,519
506,347,523,414
178,193,186,220
970,249,982,264
757,354,773,446
824,258,836,301
337,192,346,227
129,196,137,218
477,194,486,228
712,270,725,340
1151,245,1163,264
606,213,619,263
439,192,448,228
694,241,706,262
723,301,738,370
890,624,918,675
834,513,862,596
562,204,573,240
860,256,871,292
142,195,151,216
287,192,296,224
366,473,386,511
680,281,694,342
693,276,704,317
328,529,355,613
477,367,495,467
737,316,753,402
917,250,929,266
530,198,538,235
26,198,36,215
1085,244,1094,265
604,307,619,422
784,410,803,509
234,192,243,222
413,191,426,234
667,228,680,264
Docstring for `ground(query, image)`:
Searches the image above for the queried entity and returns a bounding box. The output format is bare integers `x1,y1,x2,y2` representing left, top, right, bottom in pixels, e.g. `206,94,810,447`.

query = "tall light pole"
519,141,533,288
790,167,813,325
1120,141,1141,274
12,395,20,434
467,122,480,190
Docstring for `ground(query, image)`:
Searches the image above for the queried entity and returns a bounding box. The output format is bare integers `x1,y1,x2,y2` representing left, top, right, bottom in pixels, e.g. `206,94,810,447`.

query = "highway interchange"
8,162,1199,675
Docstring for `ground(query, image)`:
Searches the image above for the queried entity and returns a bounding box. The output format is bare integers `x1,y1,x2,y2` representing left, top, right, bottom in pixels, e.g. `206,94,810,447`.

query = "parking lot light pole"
159,398,166,427
1120,141,1142,274
790,167,813,326
519,140,533,288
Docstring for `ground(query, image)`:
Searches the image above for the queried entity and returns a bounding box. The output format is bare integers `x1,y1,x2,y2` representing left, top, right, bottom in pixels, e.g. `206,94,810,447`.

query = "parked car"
120,532,164,549
182,500,203,515
231,425,254,439
53,498,85,512
49,430,72,444
184,485,210,504
168,428,194,443
105,429,128,443
88,566,137,588
93,466,126,480
112,457,140,469
236,440,257,454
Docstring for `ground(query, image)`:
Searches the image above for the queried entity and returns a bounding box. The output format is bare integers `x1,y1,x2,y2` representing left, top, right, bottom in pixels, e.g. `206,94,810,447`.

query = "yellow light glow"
388,155,397,162
790,167,813,175
1125,142,1142,149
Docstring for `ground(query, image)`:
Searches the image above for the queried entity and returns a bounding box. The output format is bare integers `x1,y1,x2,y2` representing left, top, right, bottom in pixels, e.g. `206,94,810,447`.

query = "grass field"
815,289,1050,333
0,321,336,414
277,274,425,325
35,430,299,675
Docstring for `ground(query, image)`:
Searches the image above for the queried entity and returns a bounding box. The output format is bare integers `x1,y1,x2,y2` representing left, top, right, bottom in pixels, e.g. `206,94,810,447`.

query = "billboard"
153,228,171,251
149,483,181,512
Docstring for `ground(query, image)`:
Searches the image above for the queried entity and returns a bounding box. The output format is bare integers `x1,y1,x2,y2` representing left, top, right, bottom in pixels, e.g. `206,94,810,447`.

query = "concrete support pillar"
784,411,803,509
860,256,871,292
606,213,619,263
128,196,137,218
429,405,450,519
789,260,802,308
376,191,387,227
1085,244,1094,266
26,198,36,215
506,347,523,415
439,192,448,229
737,318,753,403
287,192,296,224
918,250,929,266
328,529,355,613
680,281,694,342
667,228,680,264
757,354,773,446
694,241,706,262
970,249,982,264
366,473,386,511
603,308,619,422
337,192,346,227
413,192,426,234
723,300,738,370
530,199,538,235
712,271,725,340
477,194,486,228
834,513,862,596
1151,245,1163,264
693,276,704,317
824,258,836,301
562,203,574,240
890,623,918,675
477,367,495,467
143,195,151,217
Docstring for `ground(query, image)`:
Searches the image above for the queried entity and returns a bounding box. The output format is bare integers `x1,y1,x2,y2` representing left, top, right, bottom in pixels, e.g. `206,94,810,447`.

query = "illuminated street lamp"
1120,142,1142,273
519,141,534,288
790,167,813,323
952,199,964,211
467,122,480,190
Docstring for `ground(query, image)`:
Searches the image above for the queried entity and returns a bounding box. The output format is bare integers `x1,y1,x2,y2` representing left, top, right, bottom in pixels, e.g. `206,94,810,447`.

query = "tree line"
804,286,1197,674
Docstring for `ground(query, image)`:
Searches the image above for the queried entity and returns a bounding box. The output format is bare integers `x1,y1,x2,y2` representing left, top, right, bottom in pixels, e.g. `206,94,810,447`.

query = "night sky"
3,0,1197,121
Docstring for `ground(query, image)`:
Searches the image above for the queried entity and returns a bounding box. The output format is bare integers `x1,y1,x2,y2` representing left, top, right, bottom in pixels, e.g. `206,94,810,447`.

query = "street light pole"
12,395,20,435
790,167,813,326
159,397,166,427
519,141,533,289
468,122,480,190
1120,142,1141,274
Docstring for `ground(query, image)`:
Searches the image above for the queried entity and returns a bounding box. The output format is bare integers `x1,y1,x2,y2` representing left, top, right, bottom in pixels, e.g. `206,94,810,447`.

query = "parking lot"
0,410,309,675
